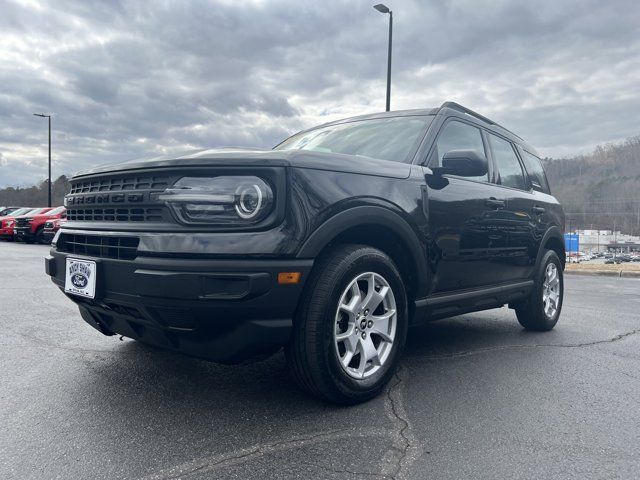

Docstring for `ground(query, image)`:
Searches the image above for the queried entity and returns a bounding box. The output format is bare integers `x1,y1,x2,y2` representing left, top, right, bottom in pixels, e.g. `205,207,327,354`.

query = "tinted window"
521,151,550,193
488,134,526,190
432,120,488,182
274,116,432,163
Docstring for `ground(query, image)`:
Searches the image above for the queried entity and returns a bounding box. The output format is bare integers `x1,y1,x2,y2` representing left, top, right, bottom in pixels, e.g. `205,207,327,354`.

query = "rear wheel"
286,244,408,404
515,250,563,331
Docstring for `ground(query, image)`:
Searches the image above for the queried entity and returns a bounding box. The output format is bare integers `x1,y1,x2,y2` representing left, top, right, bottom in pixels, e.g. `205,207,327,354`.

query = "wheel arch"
537,226,566,270
296,205,429,300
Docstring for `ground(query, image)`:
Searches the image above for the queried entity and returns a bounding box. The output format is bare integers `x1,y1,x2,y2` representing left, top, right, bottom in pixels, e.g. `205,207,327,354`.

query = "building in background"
574,230,640,253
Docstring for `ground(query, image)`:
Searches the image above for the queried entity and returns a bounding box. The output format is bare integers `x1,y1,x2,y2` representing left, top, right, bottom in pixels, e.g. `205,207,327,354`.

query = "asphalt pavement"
1,241,640,480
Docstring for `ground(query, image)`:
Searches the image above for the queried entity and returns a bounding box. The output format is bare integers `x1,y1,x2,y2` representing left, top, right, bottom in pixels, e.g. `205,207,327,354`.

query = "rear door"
424,119,512,293
485,132,541,281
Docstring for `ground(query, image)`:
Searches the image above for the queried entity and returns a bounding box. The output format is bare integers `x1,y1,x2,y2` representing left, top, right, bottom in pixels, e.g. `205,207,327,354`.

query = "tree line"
0,175,70,208
544,135,640,235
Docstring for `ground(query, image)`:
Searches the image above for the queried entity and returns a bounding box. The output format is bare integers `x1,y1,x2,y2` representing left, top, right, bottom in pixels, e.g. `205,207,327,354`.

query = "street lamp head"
373,3,390,14
33,113,51,118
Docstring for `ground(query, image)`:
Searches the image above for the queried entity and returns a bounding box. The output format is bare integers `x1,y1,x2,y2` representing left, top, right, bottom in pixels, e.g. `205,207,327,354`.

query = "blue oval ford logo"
71,273,88,288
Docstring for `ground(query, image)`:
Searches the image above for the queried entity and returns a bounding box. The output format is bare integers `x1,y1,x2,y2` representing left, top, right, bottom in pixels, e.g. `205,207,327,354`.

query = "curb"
565,269,640,278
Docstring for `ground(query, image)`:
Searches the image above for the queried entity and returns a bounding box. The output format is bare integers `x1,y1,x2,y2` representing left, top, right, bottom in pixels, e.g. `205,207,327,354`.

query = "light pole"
33,113,52,207
373,4,393,112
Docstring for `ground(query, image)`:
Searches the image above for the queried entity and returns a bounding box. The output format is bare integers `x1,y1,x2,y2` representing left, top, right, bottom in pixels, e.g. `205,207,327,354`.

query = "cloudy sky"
1,0,639,187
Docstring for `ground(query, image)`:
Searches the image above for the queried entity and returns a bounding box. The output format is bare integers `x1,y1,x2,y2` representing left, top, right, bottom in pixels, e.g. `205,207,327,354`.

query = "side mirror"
433,149,488,177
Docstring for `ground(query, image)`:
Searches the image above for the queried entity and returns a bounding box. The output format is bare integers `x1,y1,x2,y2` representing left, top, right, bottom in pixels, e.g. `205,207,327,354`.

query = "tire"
286,244,408,404
34,227,45,244
515,249,563,331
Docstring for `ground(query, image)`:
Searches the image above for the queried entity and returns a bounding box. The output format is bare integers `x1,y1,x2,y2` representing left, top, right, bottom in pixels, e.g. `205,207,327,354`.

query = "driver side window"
431,120,488,182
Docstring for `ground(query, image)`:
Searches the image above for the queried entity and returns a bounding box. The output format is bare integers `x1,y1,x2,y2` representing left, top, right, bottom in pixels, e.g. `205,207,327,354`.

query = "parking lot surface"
1,241,640,479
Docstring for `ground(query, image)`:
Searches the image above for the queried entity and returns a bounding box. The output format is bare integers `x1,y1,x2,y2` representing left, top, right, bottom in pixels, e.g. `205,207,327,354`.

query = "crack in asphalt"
381,366,420,480
299,460,388,478
142,428,389,480
406,328,640,361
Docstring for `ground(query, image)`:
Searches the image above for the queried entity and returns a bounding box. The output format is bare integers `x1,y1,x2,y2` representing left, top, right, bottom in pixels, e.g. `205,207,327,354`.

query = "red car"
1,207,52,241
42,216,68,244
14,206,65,244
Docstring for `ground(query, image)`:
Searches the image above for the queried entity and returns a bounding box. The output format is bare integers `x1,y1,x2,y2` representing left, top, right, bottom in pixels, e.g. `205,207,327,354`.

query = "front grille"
15,218,31,227
67,207,164,222
57,233,139,260
66,172,177,225
69,175,170,194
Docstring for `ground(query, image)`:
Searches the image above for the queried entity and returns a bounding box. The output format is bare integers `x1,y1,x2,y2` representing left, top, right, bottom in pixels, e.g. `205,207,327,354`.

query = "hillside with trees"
544,135,640,235
0,175,70,208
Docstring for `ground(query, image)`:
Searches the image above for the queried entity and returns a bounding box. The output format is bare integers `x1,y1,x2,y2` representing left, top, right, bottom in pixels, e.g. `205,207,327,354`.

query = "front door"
424,119,511,293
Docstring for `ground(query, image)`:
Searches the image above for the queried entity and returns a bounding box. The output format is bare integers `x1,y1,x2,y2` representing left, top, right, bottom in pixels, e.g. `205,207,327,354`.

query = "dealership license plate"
64,258,97,299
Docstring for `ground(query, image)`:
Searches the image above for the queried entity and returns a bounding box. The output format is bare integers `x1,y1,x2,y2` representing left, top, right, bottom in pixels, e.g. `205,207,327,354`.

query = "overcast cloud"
1,0,639,187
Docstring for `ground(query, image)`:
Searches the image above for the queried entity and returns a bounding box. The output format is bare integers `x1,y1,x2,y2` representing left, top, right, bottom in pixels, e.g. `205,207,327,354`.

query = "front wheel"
286,244,408,404
515,250,563,331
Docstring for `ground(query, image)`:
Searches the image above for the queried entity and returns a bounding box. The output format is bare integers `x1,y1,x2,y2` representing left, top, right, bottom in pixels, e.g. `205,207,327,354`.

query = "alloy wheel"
333,272,397,379
542,263,560,319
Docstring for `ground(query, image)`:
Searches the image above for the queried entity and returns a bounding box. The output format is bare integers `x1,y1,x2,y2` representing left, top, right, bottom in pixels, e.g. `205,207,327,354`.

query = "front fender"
296,205,429,297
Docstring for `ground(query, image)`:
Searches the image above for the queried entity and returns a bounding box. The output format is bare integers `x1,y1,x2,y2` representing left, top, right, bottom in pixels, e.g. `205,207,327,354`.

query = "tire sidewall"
319,250,408,395
535,250,564,326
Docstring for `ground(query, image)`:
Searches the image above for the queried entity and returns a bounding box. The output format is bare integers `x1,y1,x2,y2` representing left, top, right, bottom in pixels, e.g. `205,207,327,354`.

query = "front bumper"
42,230,57,244
14,227,33,241
46,250,313,363
0,226,14,239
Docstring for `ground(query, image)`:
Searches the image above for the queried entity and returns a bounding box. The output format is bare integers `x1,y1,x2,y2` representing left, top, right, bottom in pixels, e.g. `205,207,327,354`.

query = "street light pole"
33,113,52,207
374,4,393,112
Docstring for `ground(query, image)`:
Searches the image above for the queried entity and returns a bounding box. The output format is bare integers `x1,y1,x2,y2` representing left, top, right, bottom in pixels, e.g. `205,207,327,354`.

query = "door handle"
485,198,505,209
532,205,545,215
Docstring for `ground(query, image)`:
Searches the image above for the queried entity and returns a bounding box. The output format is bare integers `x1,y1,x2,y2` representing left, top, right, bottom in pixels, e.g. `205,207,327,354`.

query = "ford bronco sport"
45,102,565,404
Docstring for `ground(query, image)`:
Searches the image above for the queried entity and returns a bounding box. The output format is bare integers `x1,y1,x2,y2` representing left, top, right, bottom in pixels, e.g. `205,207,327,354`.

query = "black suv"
45,102,565,404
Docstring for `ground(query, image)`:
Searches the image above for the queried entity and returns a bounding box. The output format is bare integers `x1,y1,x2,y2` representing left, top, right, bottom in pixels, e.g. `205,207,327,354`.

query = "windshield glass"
274,115,432,163
26,208,48,216
3,208,28,217
46,206,65,216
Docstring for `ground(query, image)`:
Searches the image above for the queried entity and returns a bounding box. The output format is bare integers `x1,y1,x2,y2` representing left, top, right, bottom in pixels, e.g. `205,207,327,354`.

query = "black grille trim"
57,233,140,260
69,175,170,194
67,207,165,222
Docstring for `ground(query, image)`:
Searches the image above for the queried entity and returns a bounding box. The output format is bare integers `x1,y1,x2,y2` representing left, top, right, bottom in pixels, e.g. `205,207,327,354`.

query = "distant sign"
564,233,579,253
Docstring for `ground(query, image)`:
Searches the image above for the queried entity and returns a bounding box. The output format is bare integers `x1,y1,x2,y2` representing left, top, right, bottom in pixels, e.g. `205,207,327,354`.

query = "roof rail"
439,101,523,140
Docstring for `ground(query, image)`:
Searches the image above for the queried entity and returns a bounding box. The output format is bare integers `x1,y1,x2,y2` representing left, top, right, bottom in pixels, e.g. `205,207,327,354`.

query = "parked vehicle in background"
1,208,51,241
0,206,22,217
14,206,66,244
0,207,32,221
605,258,621,265
42,217,67,244
45,101,565,404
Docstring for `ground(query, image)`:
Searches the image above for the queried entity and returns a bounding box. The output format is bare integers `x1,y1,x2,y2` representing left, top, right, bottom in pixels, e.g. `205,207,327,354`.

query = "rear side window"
488,134,526,190
432,120,488,182
521,151,550,193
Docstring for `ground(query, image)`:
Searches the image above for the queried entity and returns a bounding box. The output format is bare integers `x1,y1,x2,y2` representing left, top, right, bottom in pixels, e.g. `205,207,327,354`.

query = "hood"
74,147,411,180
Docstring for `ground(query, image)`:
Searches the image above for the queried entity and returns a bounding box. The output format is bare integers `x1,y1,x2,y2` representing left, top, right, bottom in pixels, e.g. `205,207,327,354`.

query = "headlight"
158,176,274,225
6,220,14,227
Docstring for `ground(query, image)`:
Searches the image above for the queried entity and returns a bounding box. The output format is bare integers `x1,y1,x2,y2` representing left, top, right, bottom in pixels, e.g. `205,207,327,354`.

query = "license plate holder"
64,258,97,299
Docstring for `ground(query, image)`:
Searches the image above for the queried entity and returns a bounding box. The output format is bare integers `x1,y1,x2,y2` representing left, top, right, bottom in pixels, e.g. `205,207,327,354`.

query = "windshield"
3,208,28,217
25,208,48,216
274,115,432,163
46,206,65,216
